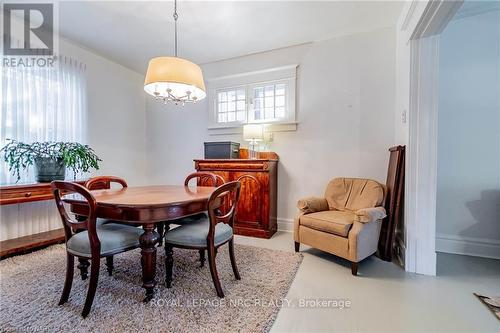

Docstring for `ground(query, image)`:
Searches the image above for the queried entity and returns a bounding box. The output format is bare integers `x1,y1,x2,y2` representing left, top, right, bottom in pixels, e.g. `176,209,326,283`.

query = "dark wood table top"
64,185,216,209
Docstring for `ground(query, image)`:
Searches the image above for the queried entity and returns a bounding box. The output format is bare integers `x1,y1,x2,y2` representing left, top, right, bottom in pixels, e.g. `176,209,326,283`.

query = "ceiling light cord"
173,0,178,57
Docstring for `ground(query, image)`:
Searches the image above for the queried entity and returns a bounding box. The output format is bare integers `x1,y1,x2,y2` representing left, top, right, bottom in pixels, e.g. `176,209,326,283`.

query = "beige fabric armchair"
294,178,386,275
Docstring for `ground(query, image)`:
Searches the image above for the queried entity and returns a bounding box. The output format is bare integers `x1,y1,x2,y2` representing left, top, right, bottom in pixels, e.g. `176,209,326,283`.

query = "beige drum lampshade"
144,56,206,102
243,124,264,142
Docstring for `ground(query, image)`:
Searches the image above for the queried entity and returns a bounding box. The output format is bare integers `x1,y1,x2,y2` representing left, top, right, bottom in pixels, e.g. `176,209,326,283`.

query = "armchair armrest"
354,206,386,223
297,197,329,214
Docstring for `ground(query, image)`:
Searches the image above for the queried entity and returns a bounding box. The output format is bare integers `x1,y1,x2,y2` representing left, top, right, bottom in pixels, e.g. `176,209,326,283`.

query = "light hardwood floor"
235,232,500,333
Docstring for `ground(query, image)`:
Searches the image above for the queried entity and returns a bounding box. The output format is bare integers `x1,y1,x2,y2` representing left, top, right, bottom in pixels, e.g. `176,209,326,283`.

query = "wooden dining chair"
85,175,128,191
173,172,220,224
52,181,143,317
187,172,224,261
82,176,129,278
156,173,221,248
159,172,224,266
185,172,225,187
164,181,241,298
181,172,224,222
84,176,128,223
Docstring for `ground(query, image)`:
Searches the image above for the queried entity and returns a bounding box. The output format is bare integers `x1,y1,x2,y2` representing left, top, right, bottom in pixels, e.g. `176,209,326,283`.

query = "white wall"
393,0,431,146
146,27,396,230
394,18,411,145
60,39,147,185
0,37,146,241
436,10,500,258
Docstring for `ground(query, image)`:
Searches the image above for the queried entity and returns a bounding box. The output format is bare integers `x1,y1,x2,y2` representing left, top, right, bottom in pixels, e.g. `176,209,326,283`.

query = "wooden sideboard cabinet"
194,149,278,239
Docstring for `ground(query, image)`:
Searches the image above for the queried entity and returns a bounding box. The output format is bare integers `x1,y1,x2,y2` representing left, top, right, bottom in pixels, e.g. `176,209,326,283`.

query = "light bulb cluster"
154,89,197,106
144,81,206,105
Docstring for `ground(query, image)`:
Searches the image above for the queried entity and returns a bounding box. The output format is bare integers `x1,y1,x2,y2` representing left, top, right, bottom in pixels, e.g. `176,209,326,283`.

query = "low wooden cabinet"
0,180,108,205
0,180,109,259
194,150,278,238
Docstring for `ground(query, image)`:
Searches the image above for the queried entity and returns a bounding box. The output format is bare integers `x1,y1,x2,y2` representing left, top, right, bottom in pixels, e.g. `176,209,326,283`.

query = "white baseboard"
436,233,500,259
277,218,293,232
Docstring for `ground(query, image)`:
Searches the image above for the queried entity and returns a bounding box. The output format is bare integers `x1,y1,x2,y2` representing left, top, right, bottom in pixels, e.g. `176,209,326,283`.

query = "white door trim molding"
406,35,440,275
401,0,463,275
410,0,464,39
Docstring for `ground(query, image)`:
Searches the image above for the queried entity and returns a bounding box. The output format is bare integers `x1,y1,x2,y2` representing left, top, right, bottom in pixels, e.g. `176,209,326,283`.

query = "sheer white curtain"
1,55,87,184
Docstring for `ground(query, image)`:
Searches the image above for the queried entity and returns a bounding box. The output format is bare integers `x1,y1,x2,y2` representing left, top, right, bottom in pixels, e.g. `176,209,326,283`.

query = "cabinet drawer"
197,162,268,171
0,180,100,205
1,188,52,203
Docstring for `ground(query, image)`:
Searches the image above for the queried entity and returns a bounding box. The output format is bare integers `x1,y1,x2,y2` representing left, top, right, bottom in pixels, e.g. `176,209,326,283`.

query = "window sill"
208,122,297,136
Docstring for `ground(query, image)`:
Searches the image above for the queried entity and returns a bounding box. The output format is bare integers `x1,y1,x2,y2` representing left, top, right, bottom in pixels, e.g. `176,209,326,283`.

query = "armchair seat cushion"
67,223,143,257
164,219,233,248
300,210,355,237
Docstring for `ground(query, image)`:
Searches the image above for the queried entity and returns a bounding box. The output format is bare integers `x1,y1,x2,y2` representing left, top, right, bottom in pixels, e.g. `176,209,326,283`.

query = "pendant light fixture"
144,0,206,105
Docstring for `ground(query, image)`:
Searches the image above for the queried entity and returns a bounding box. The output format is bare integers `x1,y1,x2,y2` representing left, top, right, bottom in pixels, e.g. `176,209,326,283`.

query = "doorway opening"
435,2,500,272
405,0,500,275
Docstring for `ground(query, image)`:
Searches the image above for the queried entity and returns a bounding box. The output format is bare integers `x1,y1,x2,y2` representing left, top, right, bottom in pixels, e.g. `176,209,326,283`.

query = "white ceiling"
58,1,404,73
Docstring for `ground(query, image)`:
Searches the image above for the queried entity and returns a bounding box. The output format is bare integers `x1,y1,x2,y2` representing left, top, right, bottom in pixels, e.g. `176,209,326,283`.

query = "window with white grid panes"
216,88,246,124
209,66,296,130
249,82,286,122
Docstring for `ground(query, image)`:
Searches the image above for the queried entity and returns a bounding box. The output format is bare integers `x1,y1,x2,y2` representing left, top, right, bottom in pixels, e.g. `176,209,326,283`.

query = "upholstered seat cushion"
96,218,113,226
164,219,233,247
67,223,143,257
97,218,143,228
300,210,355,237
169,212,207,225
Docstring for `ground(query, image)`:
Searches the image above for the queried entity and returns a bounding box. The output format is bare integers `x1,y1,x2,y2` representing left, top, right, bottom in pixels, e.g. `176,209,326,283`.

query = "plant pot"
34,157,66,182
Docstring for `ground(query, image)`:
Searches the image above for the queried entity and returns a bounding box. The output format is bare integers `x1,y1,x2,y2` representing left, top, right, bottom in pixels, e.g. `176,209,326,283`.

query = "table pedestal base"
139,224,160,302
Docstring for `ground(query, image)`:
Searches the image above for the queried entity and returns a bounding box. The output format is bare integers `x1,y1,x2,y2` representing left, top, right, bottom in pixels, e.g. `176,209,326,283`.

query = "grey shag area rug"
0,243,302,332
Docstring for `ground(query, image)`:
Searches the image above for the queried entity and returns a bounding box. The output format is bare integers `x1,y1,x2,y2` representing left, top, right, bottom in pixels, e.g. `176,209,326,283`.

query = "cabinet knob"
25,192,32,197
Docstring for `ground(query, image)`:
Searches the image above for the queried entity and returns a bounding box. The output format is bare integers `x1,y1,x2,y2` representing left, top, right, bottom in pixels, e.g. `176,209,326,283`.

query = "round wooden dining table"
65,185,216,301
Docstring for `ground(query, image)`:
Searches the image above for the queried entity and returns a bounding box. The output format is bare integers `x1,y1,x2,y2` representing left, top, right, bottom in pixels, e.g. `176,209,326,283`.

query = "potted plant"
1,140,102,183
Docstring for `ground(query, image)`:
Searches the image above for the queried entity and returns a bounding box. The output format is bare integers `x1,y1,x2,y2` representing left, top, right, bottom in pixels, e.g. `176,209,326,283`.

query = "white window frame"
207,65,297,134
213,85,248,126
247,78,295,124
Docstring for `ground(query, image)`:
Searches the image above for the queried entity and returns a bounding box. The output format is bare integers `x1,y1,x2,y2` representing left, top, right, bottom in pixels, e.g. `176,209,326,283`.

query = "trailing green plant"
1,140,102,182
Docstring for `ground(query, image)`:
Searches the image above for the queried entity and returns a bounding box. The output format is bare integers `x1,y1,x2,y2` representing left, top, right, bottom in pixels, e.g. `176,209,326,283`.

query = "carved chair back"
207,181,241,244
51,181,100,258
184,172,222,187
214,174,225,186
185,172,227,214
85,176,127,190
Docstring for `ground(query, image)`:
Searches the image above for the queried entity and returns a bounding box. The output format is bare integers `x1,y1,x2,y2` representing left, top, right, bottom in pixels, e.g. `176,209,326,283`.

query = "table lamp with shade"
243,124,263,159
